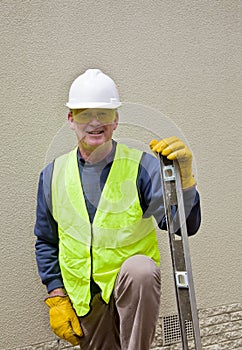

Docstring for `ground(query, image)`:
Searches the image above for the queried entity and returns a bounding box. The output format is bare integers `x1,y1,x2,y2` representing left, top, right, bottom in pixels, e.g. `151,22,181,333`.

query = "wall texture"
0,1,241,349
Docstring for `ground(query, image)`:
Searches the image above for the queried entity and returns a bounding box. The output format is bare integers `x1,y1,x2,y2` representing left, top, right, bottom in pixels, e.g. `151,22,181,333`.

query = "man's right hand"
45,295,83,346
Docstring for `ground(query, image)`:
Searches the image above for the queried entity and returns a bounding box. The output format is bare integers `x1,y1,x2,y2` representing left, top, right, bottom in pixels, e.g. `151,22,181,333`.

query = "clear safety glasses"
72,109,116,124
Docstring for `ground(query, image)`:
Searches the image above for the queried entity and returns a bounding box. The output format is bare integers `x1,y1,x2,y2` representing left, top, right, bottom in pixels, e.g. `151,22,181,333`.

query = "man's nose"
89,114,100,123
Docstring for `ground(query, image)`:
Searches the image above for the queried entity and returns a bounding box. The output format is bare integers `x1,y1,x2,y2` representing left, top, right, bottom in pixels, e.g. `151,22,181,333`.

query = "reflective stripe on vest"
52,143,160,316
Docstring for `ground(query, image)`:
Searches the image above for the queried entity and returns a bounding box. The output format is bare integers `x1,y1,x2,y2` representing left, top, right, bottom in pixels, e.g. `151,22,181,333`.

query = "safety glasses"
72,109,116,124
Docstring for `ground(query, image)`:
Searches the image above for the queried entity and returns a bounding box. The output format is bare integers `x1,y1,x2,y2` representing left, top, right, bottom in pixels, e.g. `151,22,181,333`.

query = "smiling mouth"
87,130,104,135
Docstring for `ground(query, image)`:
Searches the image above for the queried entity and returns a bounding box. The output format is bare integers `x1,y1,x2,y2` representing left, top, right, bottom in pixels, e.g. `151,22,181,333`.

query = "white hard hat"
66,69,122,109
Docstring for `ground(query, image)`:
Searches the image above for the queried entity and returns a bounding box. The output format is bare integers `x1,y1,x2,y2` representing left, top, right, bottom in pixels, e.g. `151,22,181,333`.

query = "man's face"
68,108,118,153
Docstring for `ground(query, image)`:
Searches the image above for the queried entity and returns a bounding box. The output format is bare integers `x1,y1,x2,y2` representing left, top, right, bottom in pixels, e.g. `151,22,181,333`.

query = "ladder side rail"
159,155,190,349
174,161,202,349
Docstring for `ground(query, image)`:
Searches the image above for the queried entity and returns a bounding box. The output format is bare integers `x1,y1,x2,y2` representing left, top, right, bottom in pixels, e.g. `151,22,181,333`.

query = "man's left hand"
149,136,196,189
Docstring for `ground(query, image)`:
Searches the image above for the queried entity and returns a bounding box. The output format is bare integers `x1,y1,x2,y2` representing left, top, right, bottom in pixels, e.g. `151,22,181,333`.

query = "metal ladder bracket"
163,164,176,181
176,271,189,288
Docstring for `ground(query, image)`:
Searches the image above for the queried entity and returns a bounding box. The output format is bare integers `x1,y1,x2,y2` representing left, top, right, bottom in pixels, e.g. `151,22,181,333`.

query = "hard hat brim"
66,102,122,109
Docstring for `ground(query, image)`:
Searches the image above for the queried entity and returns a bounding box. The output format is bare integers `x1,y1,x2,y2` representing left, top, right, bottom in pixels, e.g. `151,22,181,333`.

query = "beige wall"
0,1,241,349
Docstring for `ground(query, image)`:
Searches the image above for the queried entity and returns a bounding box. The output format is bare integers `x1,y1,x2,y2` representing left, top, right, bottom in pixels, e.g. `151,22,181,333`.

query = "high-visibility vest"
52,143,160,316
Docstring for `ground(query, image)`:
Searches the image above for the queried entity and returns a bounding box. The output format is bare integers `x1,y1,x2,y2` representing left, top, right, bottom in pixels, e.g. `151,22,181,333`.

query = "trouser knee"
118,254,161,289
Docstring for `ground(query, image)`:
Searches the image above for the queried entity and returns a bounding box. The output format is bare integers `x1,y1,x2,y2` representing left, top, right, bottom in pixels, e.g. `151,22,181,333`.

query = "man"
34,69,201,350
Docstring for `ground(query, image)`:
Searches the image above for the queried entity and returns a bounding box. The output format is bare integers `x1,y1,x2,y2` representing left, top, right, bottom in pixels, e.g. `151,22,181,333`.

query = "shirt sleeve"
34,162,64,293
137,152,201,236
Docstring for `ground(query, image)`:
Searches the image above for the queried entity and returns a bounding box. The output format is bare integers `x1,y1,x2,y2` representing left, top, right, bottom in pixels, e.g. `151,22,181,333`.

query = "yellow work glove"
45,295,83,346
150,136,196,189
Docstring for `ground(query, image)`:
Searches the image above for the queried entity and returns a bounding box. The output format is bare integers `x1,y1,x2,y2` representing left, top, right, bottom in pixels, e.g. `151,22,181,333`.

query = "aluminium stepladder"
158,154,202,350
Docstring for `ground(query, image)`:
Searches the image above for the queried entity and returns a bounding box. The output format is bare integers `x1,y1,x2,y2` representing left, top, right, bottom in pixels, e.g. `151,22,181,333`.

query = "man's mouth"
87,130,104,135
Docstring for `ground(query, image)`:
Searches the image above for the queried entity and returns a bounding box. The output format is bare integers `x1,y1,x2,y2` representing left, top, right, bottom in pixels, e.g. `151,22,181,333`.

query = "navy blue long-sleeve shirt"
34,141,201,294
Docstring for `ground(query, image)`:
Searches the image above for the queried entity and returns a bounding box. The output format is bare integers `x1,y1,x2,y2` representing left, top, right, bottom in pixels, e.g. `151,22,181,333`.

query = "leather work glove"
45,295,83,346
150,136,196,189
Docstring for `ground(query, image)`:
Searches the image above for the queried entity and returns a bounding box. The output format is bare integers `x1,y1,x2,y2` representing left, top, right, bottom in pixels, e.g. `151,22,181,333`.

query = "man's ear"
113,111,119,130
68,111,75,130
68,111,73,121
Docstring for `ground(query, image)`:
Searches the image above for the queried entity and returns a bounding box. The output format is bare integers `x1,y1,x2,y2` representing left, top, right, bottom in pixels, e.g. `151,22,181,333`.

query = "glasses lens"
72,109,116,123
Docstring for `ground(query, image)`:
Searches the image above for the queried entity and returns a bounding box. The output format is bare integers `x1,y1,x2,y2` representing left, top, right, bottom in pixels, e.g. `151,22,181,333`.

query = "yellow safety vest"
52,143,160,316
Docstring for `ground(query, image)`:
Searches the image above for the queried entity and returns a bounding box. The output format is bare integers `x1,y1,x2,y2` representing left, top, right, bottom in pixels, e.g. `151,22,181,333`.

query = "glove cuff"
45,295,69,308
181,175,196,189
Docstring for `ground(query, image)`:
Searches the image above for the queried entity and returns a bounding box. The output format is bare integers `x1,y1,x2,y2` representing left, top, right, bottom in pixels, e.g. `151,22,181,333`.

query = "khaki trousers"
79,255,161,350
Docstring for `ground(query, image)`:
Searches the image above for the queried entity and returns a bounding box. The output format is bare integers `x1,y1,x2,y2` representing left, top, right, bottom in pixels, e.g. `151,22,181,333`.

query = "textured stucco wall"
0,1,241,349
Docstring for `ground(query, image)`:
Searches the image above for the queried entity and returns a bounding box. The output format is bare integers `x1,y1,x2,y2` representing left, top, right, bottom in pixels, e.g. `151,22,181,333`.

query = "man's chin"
79,139,108,151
